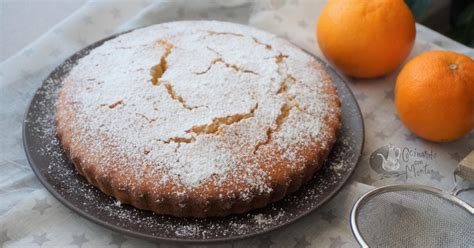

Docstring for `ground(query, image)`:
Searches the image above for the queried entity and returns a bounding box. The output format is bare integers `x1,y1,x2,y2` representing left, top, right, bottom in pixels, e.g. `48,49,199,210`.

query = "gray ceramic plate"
23,30,364,243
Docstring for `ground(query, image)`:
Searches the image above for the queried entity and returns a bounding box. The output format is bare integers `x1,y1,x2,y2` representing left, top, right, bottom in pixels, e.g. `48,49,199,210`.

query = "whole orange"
317,0,416,78
395,50,474,142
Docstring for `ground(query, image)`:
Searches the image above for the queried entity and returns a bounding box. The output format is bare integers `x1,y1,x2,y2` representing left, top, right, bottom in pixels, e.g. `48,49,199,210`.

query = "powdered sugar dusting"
23,23,362,239
56,21,338,194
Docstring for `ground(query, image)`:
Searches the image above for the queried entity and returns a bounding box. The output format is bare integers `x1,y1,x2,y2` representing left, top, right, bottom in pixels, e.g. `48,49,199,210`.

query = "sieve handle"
452,150,474,196
454,150,474,183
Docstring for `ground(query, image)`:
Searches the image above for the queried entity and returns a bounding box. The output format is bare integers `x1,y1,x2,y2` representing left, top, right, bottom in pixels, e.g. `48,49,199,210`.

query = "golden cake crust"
55,21,341,217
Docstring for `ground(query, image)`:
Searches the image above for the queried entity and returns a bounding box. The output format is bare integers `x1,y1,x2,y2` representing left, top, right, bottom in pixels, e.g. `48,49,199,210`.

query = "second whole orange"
395,50,474,142
317,0,416,78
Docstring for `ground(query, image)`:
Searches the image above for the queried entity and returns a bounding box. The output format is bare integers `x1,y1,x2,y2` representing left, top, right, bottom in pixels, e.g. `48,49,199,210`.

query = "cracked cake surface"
55,21,341,217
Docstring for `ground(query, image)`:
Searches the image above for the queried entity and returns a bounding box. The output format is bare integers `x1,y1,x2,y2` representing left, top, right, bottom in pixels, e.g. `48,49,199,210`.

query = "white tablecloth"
1,0,472,247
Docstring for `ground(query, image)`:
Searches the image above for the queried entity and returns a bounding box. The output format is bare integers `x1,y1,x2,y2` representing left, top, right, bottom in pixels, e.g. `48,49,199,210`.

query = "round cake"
55,21,341,217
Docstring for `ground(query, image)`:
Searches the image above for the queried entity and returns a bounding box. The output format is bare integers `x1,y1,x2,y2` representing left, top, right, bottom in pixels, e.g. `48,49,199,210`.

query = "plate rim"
22,27,365,244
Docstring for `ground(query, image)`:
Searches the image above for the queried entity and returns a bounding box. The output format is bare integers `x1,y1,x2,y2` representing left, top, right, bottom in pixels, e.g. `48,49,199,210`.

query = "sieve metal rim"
350,184,474,247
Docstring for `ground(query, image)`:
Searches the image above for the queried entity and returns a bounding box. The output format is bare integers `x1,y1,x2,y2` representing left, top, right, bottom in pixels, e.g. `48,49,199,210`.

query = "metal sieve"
351,151,474,247
351,184,473,247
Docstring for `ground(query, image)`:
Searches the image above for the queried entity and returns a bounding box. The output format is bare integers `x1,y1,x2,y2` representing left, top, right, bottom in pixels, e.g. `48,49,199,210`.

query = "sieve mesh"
352,187,474,248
